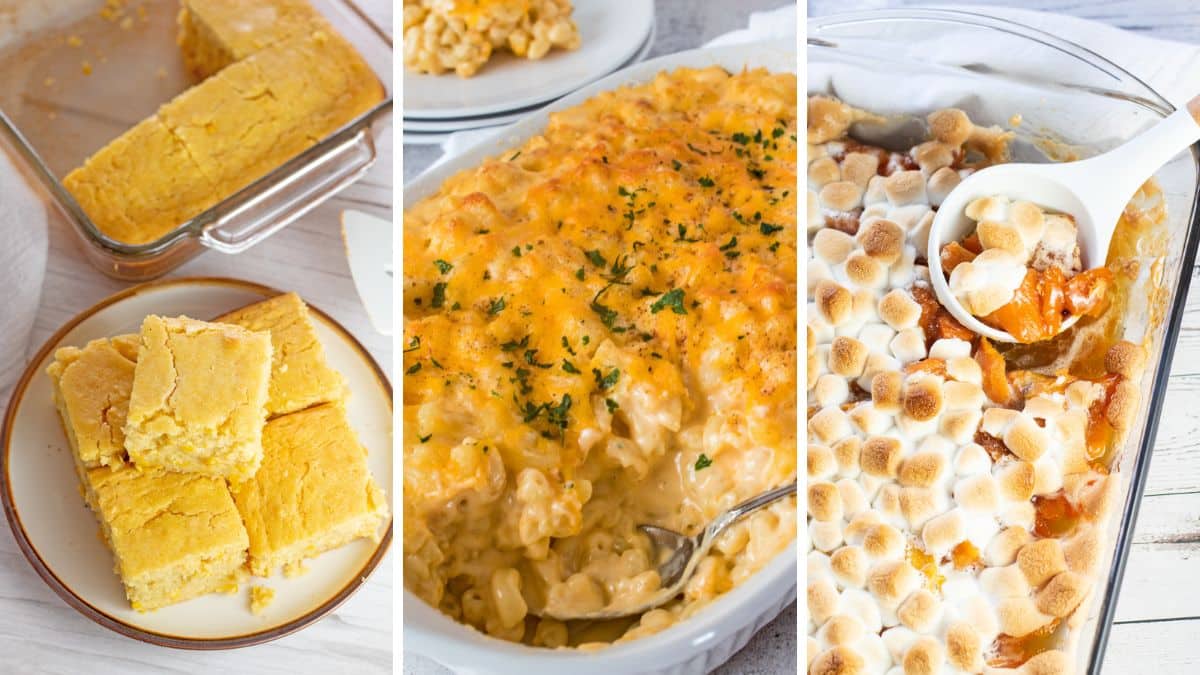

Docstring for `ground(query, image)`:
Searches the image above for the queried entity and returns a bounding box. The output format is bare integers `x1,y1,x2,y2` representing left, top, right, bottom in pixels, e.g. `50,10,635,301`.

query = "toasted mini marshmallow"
986,526,1032,567
1017,539,1067,588
1031,212,1080,274
867,560,922,608
821,181,865,212
811,406,853,444
813,228,857,264
858,323,897,354
953,443,992,476
871,370,903,414
884,171,927,206
926,167,961,207
897,588,941,633
944,621,984,672
898,451,947,488
808,578,840,625
810,519,844,552
858,219,905,265
921,509,965,557
815,281,855,326
842,152,880,186
808,646,866,675
954,474,1000,512
830,546,869,589
927,108,973,146
809,444,836,479
1035,571,1087,618
889,328,927,365
912,141,955,175
833,437,863,477
902,376,944,421
1003,413,1049,462
844,252,887,289
814,373,851,407
848,402,892,436
861,437,903,478
878,289,921,330
829,336,870,377
808,156,841,188
948,248,1027,317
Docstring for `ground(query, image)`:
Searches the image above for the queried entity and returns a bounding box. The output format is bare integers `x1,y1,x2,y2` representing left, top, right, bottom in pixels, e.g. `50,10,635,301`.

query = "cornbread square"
158,31,384,196
216,293,346,416
46,334,139,470
82,465,249,611
61,118,220,245
177,0,327,79
231,403,388,576
124,316,271,481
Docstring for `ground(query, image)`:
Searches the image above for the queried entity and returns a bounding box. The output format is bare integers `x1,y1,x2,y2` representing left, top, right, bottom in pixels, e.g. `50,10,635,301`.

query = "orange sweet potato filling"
982,267,1113,343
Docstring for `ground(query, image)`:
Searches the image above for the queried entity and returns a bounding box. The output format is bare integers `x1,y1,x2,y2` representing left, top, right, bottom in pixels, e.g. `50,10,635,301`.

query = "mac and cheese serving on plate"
404,66,797,646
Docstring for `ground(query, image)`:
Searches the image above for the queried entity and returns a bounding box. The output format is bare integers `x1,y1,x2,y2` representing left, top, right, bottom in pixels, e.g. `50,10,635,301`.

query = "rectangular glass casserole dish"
808,9,1200,673
0,0,393,280
403,40,797,675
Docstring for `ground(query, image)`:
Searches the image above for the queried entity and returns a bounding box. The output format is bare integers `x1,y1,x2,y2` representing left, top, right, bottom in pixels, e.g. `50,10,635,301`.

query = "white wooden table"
402,2,797,674
0,1,394,672
809,1,1200,672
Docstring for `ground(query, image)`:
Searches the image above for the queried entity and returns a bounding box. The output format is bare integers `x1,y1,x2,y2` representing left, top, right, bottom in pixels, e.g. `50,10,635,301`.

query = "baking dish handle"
198,128,377,254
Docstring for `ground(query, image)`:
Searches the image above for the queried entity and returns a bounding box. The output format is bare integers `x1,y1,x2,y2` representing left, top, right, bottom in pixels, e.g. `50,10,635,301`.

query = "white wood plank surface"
811,1,1200,671
2,1,394,672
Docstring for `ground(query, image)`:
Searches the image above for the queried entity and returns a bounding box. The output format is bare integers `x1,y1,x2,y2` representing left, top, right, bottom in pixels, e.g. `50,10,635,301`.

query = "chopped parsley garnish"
698,176,715,188
547,394,572,429
561,336,576,356
511,246,522,257
430,282,447,309
605,398,620,413
514,368,533,394
593,367,620,391
488,297,506,315
772,127,785,139
671,159,682,170
562,359,581,374
585,249,607,268
650,288,687,315
403,336,421,352
405,362,422,375
760,222,784,235
500,335,530,352
687,142,708,156
509,151,521,161
418,433,432,443
694,453,713,470
434,259,453,274
590,286,619,329
575,267,585,280
720,235,740,259
524,349,553,369
582,335,590,345
769,241,781,252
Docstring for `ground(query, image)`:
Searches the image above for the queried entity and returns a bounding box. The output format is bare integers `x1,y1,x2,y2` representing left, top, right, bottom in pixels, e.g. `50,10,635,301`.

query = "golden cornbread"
157,31,384,211
83,464,249,611
216,293,346,416
62,118,221,245
46,334,139,469
230,403,388,576
124,316,272,481
178,0,324,79
63,0,385,246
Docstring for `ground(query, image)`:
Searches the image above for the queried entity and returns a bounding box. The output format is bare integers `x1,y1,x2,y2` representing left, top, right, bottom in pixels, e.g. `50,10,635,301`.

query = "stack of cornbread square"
47,293,388,612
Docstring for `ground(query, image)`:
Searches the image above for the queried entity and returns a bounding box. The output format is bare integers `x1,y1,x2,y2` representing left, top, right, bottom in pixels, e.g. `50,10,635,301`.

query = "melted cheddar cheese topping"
403,66,798,646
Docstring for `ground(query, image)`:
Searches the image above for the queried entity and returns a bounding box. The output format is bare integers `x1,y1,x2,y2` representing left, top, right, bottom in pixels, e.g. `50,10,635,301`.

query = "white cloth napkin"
435,4,799,161
0,147,49,398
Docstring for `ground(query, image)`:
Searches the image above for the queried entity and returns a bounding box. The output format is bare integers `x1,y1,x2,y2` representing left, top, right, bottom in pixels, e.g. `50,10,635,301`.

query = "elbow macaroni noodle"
404,67,797,646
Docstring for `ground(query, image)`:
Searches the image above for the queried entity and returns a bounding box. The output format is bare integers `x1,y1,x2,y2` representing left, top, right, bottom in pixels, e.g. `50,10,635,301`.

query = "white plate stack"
402,0,656,145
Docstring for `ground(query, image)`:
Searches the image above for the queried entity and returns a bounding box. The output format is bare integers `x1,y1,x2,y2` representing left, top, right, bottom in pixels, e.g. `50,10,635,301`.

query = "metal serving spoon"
926,95,1200,343
537,481,797,621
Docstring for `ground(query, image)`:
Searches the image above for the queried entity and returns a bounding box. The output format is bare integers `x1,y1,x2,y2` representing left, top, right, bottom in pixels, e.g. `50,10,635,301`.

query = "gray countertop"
402,2,797,674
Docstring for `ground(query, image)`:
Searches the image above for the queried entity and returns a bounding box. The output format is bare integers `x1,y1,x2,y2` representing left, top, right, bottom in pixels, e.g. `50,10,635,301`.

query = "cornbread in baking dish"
177,0,326,79
45,334,140,470
124,316,272,482
404,66,797,646
216,292,347,417
82,464,249,612
402,0,581,77
806,97,1158,674
230,403,388,577
63,0,384,246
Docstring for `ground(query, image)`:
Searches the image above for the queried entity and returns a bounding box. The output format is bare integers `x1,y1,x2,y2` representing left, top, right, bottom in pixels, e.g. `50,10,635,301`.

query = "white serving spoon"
927,97,1200,343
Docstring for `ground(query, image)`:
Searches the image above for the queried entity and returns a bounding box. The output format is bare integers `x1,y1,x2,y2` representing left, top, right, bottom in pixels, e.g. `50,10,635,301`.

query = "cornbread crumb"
124,315,271,481
67,35,83,47
283,561,308,578
81,61,93,75
250,586,275,615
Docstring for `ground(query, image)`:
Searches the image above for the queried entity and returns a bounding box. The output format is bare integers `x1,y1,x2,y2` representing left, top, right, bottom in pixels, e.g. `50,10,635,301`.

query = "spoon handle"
709,481,797,538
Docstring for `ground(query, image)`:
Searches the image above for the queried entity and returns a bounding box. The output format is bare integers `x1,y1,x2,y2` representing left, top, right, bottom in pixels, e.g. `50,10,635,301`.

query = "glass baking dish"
808,9,1200,673
0,0,393,280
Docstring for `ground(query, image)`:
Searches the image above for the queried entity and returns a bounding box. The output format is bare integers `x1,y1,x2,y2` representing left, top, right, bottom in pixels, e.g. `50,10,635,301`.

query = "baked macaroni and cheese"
941,196,1112,343
806,97,1162,674
404,66,798,646
402,0,581,77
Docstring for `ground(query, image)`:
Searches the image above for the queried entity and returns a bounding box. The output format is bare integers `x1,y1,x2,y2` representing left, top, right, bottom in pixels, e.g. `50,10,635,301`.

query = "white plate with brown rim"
0,277,393,649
